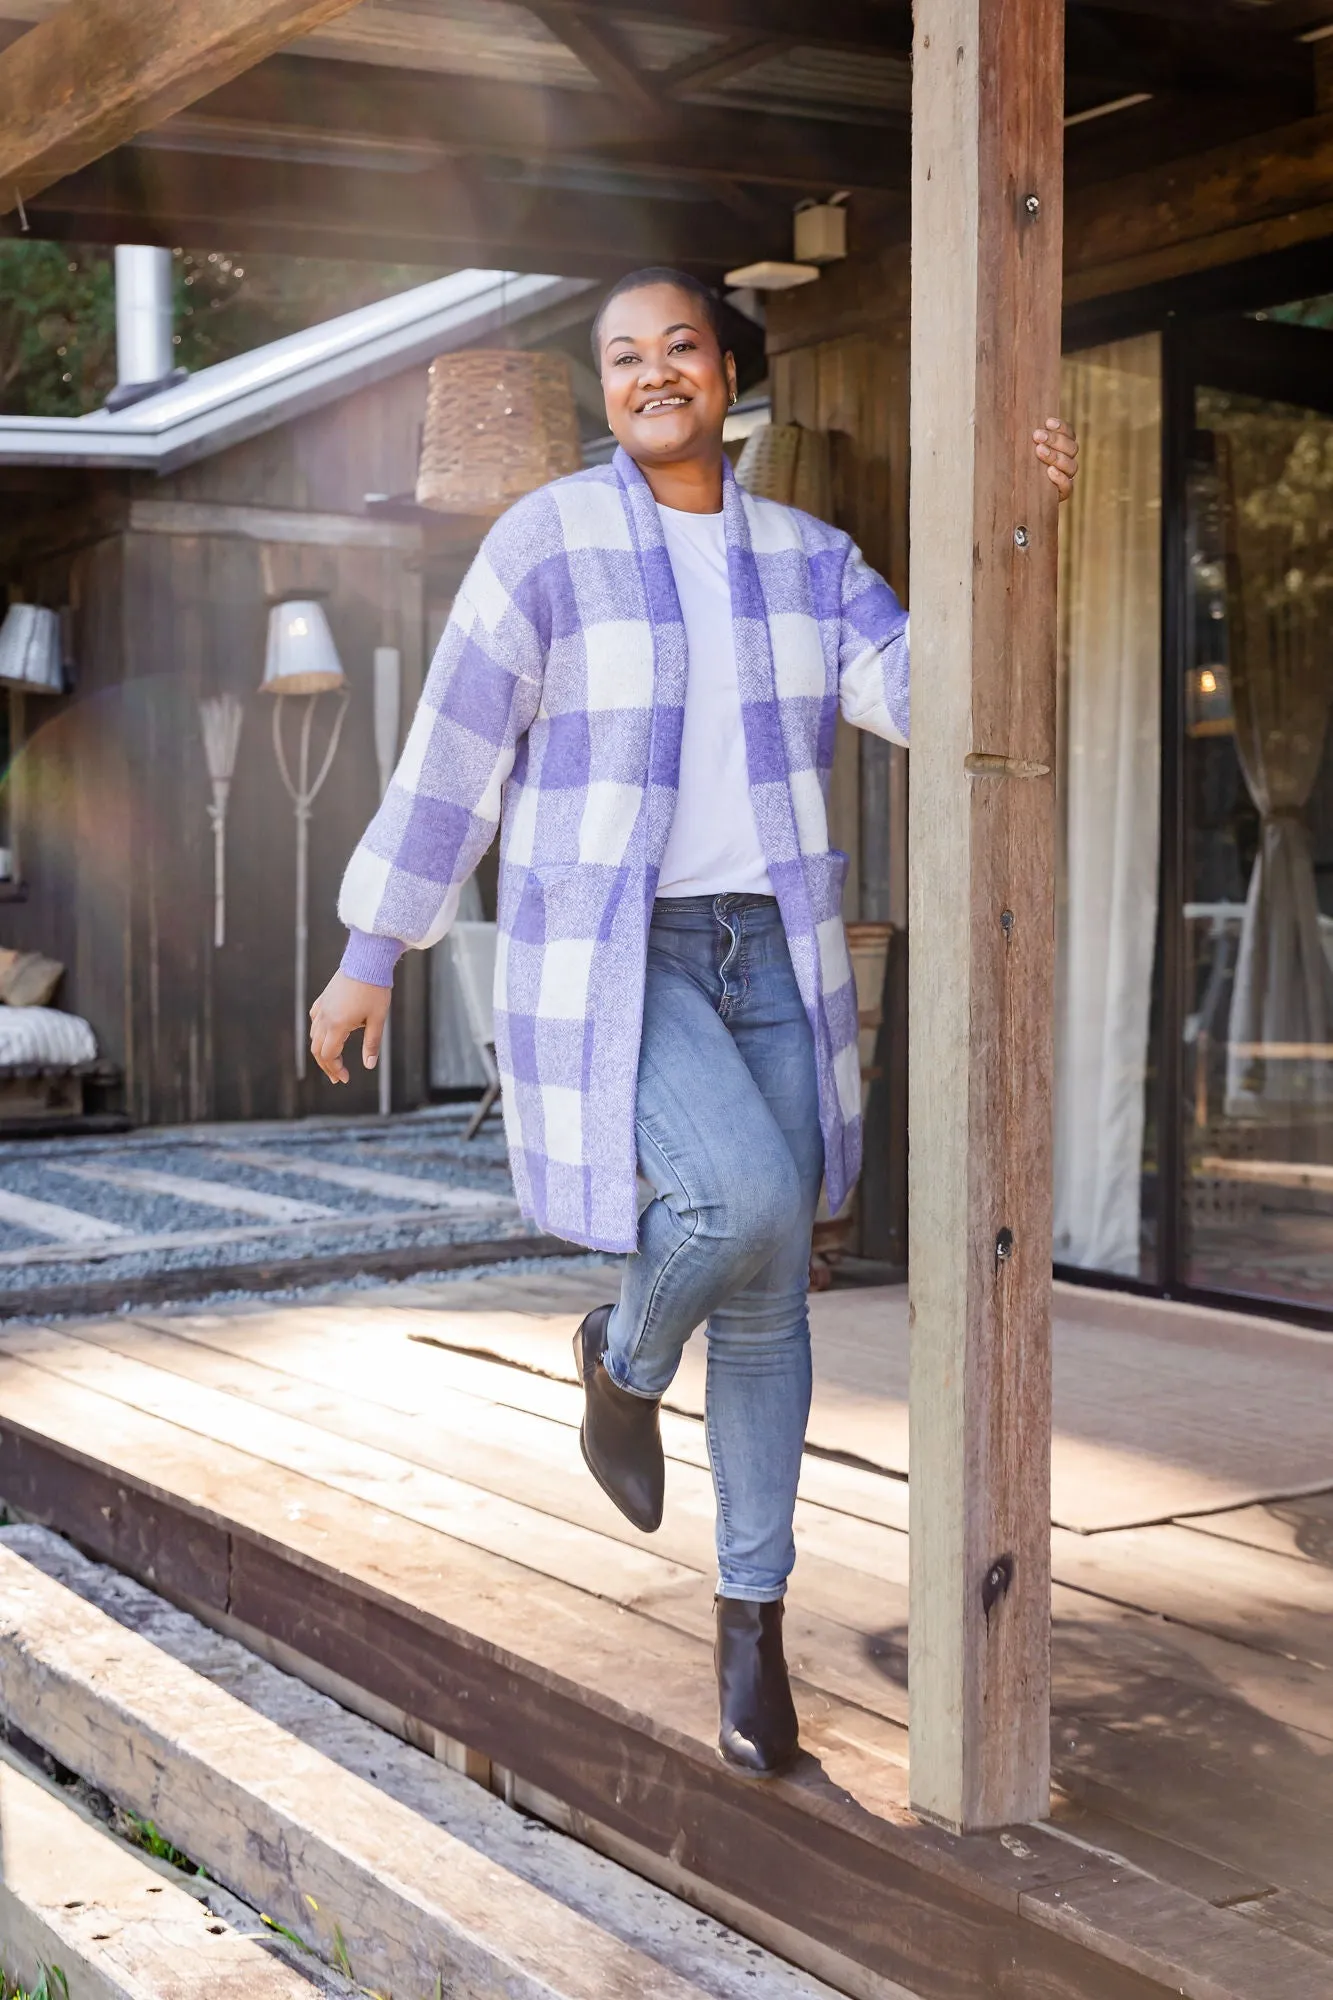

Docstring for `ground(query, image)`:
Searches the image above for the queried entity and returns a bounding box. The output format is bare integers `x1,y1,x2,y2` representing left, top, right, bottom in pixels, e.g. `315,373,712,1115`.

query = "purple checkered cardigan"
340,447,909,1253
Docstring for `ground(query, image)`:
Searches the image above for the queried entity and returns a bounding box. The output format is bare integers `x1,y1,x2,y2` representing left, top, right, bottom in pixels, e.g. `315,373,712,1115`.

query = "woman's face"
598,283,737,468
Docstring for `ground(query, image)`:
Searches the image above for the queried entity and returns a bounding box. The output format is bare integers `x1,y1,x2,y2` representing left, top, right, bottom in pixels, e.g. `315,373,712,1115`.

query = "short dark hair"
590,266,727,366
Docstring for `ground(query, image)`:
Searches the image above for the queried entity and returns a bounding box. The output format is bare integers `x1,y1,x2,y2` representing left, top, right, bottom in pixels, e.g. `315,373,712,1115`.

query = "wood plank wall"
0,368,432,1124
3,535,133,1076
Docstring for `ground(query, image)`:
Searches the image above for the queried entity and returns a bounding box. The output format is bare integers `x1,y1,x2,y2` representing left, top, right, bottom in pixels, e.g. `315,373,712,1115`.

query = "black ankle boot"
714,1596,800,1778
572,1305,664,1533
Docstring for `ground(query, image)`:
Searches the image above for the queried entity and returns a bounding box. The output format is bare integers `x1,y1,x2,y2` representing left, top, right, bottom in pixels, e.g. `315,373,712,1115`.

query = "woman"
311,267,1078,1779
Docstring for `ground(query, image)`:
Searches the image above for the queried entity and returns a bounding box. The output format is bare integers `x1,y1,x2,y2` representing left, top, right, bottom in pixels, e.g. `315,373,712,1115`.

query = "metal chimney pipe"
107,245,178,409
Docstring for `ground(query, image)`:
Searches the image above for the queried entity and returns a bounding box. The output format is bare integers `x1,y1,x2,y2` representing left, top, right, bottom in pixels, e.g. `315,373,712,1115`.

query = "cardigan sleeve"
836,540,910,748
337,515,547,984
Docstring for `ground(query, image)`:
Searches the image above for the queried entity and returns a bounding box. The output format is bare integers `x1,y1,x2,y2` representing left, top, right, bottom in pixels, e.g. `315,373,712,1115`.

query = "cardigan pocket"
523,860,632,948
804,849,854,1001
805,848,850,926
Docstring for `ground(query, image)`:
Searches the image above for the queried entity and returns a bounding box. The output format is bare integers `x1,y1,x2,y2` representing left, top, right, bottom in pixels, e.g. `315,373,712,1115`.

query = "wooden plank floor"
0,1273,1329,1999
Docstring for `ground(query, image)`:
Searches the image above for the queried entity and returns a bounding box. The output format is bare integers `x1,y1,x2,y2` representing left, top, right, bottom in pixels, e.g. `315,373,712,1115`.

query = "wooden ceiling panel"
169,54,910,190
691,42,911,119
293,0,598,86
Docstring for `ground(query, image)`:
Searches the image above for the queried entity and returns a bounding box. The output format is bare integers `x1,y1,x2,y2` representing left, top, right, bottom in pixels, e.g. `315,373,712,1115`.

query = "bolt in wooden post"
907,0,1065,1832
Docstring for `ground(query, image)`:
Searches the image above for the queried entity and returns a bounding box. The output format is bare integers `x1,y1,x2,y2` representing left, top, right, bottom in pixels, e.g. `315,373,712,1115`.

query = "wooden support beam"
9,148,761,277
907,0,1064,1832
0,0,366,214
658,33,784,98
524,2,665,122
1065,105,1333,301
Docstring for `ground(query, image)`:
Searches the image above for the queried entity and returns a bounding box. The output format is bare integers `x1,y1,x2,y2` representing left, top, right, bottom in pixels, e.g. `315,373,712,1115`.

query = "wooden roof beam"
523,4,666,123
4,146,764,278
0,0,368,216
170,56,910,191
1065,102,1333,299
657,33,785,98
520,7,788,124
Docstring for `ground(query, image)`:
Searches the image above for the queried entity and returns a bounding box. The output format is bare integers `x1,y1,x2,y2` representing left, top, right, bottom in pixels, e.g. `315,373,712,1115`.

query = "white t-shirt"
655,503,773,900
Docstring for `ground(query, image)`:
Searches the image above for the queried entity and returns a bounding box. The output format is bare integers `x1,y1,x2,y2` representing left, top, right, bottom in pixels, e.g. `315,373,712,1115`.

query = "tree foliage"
0,240,449,416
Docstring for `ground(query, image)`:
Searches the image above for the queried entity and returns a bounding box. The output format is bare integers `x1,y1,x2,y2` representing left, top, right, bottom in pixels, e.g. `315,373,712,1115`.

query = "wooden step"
0,1741,333,2000
0,1531,845,2000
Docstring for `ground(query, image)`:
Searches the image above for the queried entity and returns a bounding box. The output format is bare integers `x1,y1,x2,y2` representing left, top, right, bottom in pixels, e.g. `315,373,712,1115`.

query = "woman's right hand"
309,971,392,1085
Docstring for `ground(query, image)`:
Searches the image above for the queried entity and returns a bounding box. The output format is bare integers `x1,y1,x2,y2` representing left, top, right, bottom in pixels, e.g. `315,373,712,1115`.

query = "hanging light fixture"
734,421,833,523
415,349,582,515
262,599,351,1081
0,604,64,693
259,599,347,696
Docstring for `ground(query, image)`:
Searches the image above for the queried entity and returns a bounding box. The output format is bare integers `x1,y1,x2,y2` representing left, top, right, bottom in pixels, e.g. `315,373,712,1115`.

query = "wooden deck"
0,1270,1329,1999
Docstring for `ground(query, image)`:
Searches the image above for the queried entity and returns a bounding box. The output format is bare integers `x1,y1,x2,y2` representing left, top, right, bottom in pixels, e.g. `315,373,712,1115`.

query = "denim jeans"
605,894,824,1601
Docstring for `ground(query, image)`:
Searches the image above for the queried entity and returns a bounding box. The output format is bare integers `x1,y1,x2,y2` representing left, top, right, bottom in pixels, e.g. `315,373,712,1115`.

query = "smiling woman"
591,266,737,511
309,263,1078,1782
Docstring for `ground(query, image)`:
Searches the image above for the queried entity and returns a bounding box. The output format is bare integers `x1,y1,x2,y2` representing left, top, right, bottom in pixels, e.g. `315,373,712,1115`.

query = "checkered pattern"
340,447,908,1252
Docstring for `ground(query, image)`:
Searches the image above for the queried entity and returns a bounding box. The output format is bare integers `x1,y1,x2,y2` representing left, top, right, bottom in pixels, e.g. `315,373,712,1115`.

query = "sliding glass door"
1172,314,1333,1310
1055,300,1333,1317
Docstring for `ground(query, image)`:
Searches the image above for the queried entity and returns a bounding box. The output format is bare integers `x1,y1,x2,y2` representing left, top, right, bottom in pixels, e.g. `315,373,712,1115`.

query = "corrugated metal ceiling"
692,45,911,119
292,0,905,119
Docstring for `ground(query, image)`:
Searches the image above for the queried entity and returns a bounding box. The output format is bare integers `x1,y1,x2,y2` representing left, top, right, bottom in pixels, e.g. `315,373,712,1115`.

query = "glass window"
1053,334,1163,1279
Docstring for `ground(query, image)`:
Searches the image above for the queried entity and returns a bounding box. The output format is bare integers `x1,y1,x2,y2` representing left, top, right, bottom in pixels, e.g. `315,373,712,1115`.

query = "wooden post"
906,0,1065,1832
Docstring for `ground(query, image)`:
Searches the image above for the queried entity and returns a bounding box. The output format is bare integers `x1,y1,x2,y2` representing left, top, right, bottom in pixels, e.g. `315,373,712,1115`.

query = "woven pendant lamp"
734,420,833,524
416,349,583,515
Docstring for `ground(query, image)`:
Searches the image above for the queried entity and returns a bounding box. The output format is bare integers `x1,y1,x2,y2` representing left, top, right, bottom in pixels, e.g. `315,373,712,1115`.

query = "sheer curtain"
1054,335,1162,1275
1212,409,1333,1118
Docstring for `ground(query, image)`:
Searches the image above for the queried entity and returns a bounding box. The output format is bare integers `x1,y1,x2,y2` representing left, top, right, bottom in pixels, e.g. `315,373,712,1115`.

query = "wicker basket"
734,420,833,523
416,349,583,515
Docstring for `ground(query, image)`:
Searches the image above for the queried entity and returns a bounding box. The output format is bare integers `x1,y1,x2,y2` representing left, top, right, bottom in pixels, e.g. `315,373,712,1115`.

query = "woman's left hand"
1034,417,1079,500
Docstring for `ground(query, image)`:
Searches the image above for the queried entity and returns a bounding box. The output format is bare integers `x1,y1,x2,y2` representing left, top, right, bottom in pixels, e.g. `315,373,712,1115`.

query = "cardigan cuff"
340,928,406,988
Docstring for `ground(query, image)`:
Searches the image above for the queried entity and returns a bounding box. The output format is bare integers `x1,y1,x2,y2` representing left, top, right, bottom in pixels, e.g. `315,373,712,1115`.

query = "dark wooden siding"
2,533,133,1075
2,363,435,1125
158,371,428,512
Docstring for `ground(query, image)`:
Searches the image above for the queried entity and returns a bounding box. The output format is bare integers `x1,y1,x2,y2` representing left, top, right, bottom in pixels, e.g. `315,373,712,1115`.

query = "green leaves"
0,243,448,417
2,1965,71,2000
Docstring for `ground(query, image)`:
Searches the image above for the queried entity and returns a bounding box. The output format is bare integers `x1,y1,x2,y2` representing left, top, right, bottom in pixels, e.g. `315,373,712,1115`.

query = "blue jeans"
606,894,824,1601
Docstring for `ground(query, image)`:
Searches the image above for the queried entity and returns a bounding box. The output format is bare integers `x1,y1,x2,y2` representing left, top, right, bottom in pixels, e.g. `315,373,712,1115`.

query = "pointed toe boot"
572,1305,665,1534
715,1595,800,1779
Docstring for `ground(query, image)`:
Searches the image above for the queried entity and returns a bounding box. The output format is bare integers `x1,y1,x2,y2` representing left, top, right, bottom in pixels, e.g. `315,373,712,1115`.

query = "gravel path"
0,1108,591,1308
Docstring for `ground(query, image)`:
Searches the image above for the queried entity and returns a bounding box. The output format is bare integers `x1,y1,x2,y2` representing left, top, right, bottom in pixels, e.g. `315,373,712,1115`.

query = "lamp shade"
415,349,582,515
0,604,63,693
260,600,346,696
